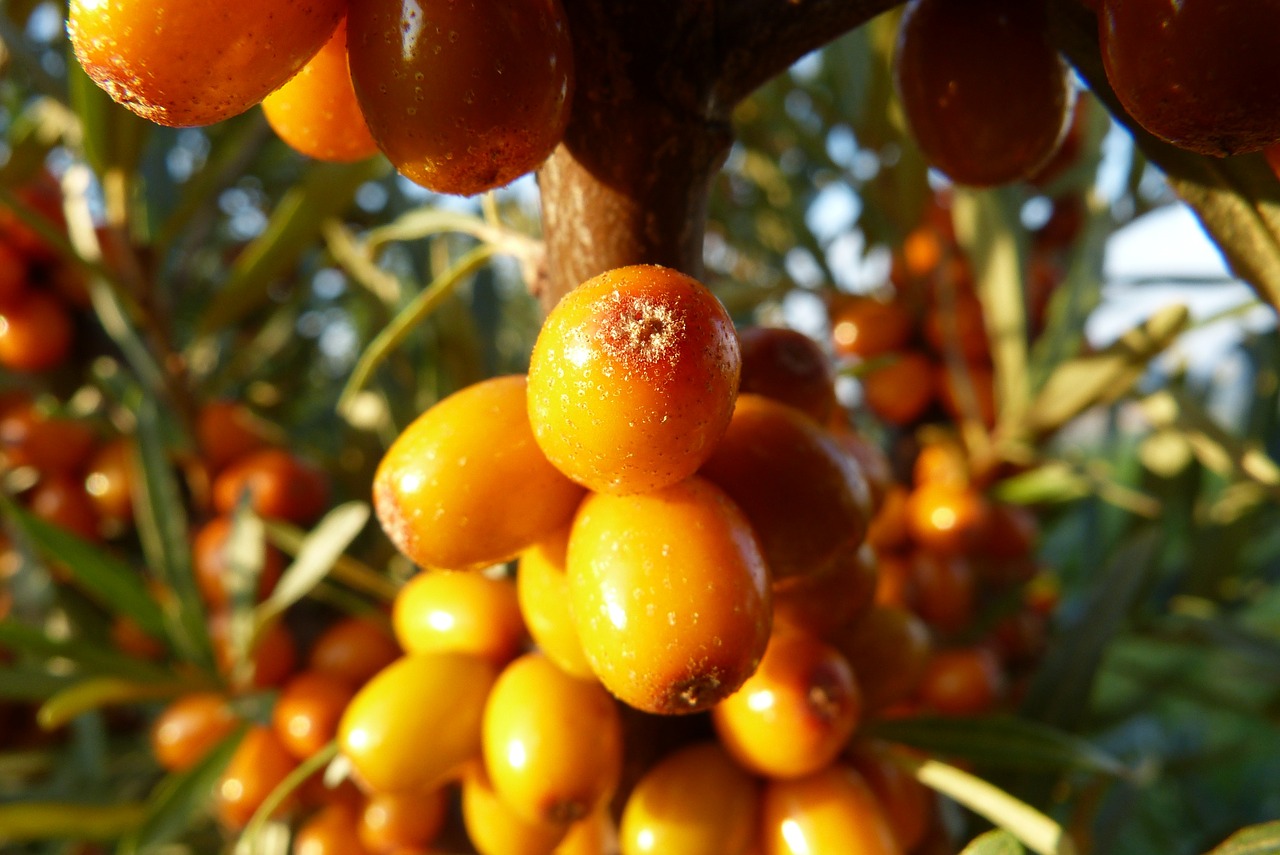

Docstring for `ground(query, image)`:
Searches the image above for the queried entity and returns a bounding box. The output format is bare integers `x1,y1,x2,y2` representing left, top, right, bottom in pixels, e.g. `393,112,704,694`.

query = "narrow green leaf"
264,519,400,603
37,676,197,730
0,621,172,683
1022,303,1189,438
898,754,1077,855
199,158,386,333
120,723,249,855
962,830,1027,855
0,666,77,700
254,503,370,629
66,46,151,178
131,396,213,670
0,802,147,844
240,742,338,851
1205,821,1280,855
0,495,166,640
990,462,1091,506
867,715,1129,778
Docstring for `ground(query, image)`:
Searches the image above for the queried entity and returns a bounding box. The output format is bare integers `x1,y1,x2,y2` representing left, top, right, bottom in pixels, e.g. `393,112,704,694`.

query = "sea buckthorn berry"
700,394,869,582
84,437,136,531
847,740,934,852
979,501,1039,561
482,653,623,826
294,803,372,855
393,570,526,666
308,616,401,687
773,544,879,641
738,325,839,425
760,764,903,855
866,486,913,555
0,291,73,372
216,725,298,830
0,406,96,476
713,626,862,779
28,475,101,541
150,692,240,772
517,527,595,680
527,265,741,495
909,551,976,636
213,448,331,525
347,0,574,196
912,438,970,488
0,240,27,304
338,653,496,794
567,477,772,714
272,671,356,760
358,787,448,854
555,808,613,855
829,427,895,510
197,400,273,474
0,175,66,263
830,295,915,361
895,0,1074,186
1100,1,1280,156
262,18,379,163
193,516,285,609
873,553,916,612
462,764,570,855
833,606,932,713
918,646,1006,716
211,612,298,690
860,352,936,427
68,0,346,127
374,374,585,572
906,481,991,555
619,742,760,855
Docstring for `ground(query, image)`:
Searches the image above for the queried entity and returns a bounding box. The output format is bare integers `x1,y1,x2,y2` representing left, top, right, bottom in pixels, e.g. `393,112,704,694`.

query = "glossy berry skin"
567,477,772,714
68,0,346,127
1101,1,1280,156
761,764,903,855
374,375,585,571
772,544,879,641
847,740,934,852
619,742,760,855
263,18,379,163
906,482,991,555
833,606,932,713
517,526,596,680
213,448,330,525
699,394,870,582
393,570,527,666
358,787,448,854
0,404,96,476
150,692,240,772
860,352,936,427
216,725,298,830
338,653,496,793
28,475,100,541
895,0,1074,186
347,0,574,195
738,326,839,424
482,653,623,825
272,671,356,760
294,803,372,855
307,616,400,687
84,438,136,529
528,265,741,495
0,291,72,372
462,765,570,855
712,626,862,779
196,400,272,474
918,647,1006,716
830,297,914,361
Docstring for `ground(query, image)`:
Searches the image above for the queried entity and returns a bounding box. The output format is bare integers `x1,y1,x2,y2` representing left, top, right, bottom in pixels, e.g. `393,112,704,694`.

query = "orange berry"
905,482,990,555
912,438,969,488
272,671,356,760
294,803,372,855
738,325,838,424
213,448,330,525
0,240,28,305
196,400,273,474
192,515,285,609
262,18,379,163
918,647,1006,716
895,0,1074,185
150,692,240,772
84,437,136,530
772,544,879,641
68,0,346,127
482,653,623,825
830,297,915,360
374,374,586,571
215,725,298,830
713,626,862,779
760,764,902,855
847,740,934,852
528,265,741,495
393,570,526,666
308,616,401,687
873,553,916,612
462,764,569,855
699,394,870,582
618,742,760,855
27,474,100,540
516,526,595,680
358,788,448,854
860,352,936,427
0,291,72,373
832,606,932,713
109,615,166,661
347,0,574,195
210,611,298,690
924,291,989,364
909,551,976,636
567,477,772,714
338,653,496,794
866,486,913,555
829,427,895,511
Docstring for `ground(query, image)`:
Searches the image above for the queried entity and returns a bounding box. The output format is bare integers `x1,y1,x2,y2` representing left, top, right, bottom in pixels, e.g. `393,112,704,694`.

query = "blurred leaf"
1049,0,1280,313
131,396,213,670
0,666,77,700
37,676,196,731
898,754,1077,855
0,621,172,683
264,519,399,603
868,715,1129,777
1205,821,1280,855
0,496,166,640
0,99,76,186
0,802,147,844
254,502,370,630
199,158,386,333
991,461,1092,505
1021,529,1160,729
66,47,151,178
240,742,338,851
1022,303,1190,437
120,723,248,855
1141,390,1280,497
962,830,1027,855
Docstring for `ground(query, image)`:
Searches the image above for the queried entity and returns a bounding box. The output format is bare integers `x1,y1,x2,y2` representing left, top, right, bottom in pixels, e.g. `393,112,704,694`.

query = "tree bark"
535,0,905,310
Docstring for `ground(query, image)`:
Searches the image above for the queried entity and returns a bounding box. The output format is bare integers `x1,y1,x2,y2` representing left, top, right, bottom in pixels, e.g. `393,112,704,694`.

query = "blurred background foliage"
1,2,1279,855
